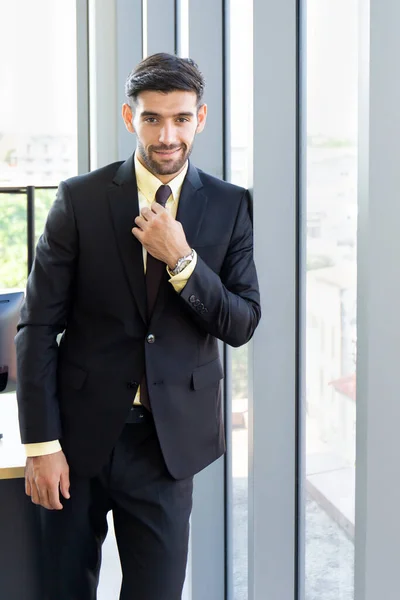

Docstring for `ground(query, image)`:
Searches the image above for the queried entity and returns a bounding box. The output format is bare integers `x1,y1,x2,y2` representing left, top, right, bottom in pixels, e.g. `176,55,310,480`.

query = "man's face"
122,90,207,180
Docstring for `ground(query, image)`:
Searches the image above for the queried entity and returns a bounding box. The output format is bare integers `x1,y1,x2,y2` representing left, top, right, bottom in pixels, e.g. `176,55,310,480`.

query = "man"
16,53,261,599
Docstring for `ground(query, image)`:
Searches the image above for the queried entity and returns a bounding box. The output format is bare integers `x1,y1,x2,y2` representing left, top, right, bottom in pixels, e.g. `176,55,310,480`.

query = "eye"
145,117,158,124
176,117,190,123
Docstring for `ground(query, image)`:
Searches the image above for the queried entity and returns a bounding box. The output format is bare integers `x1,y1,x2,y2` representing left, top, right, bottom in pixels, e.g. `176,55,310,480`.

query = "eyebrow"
141,111,195,118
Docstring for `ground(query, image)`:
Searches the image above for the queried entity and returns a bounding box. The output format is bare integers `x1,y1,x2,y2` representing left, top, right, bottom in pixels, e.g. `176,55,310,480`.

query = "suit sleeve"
15,181,78,444
179,190,261,347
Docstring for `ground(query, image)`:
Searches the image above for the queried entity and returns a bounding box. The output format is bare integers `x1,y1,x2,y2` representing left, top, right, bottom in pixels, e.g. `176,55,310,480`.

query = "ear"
122,103,135,134
196,104,207,134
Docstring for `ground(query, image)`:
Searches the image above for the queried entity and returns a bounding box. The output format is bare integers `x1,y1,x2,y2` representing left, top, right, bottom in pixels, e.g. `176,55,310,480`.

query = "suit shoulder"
198,170,247,199
62,161,124,192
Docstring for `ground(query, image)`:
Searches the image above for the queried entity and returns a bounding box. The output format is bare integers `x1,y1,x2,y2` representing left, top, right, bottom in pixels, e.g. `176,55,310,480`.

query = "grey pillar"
355,0,400,598
249,0,299,599
116,0,143,161
187,2,226,599
188,0,224,178
146,0,176,56
88,0,118,168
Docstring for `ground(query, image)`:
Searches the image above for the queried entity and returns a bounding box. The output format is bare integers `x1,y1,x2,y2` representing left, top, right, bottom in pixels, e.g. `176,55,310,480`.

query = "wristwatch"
169,249,195,276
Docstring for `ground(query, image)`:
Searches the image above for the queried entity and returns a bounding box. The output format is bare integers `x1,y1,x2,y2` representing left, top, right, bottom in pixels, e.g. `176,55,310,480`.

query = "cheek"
136,127,156,146
182,126,197,145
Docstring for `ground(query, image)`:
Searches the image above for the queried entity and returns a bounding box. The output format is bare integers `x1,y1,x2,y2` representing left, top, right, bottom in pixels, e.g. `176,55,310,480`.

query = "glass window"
0,0,77,455
304,0,358,597
0,193,28,289
0,0,77,286
0,188,55,290
0,0,77,186
228,1,253,598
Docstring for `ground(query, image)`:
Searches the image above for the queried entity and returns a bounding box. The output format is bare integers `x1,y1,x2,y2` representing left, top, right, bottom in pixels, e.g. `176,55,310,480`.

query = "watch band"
170,249,195,276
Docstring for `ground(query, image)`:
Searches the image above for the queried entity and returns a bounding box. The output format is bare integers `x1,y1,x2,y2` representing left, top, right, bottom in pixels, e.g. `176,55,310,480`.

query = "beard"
136,139,194,176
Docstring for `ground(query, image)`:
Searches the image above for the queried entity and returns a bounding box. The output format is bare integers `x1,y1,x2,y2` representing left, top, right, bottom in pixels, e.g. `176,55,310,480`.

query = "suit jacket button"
189,295,196,304
146,333,156,344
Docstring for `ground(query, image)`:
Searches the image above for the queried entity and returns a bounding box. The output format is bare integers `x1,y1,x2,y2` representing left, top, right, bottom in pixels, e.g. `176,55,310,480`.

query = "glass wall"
0,193,28,288
0,189,54,289
304,1,358,598
228,1,253,599
0,0,77,289
0,0,78,489
0,0,78,187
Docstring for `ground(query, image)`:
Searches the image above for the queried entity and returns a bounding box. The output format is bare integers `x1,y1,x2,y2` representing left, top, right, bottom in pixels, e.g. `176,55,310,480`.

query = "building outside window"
304,1,358,597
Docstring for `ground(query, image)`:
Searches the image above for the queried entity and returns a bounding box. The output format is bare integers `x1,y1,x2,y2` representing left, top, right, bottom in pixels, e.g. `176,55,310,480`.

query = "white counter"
0,393,25,479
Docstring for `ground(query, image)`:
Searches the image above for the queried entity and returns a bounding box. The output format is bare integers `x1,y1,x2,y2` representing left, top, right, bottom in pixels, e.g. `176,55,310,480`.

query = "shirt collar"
134,152,188,204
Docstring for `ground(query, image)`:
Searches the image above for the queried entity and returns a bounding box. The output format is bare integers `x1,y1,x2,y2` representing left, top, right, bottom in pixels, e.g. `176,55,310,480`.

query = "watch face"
172,250,194,275
174,260,189,275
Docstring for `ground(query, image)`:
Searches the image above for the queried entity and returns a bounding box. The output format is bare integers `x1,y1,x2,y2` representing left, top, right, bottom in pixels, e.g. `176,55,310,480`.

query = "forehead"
135,90,198,115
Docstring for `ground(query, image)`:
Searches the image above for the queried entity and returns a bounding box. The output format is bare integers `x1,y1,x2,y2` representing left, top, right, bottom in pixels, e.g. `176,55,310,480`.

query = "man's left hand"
132,203,191,269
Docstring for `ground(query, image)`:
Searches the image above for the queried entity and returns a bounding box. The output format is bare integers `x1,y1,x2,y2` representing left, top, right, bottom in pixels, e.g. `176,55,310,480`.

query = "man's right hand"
25,451,70,510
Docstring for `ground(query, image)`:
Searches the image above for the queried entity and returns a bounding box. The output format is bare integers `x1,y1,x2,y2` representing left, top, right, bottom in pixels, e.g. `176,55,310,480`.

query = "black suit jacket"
16,154,261,479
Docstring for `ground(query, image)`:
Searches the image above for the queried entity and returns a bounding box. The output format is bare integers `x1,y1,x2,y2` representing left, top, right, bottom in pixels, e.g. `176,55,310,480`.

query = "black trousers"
38,419,193,600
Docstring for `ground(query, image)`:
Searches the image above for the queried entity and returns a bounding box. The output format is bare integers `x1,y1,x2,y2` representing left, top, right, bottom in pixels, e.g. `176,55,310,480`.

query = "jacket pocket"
58,361,88,390
192,357,224,390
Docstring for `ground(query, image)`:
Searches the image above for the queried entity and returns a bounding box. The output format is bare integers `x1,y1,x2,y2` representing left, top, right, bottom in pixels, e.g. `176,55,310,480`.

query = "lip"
153,148,181,157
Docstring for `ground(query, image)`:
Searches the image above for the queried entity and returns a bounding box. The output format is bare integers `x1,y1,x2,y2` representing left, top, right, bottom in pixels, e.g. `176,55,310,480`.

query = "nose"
158,122,176,146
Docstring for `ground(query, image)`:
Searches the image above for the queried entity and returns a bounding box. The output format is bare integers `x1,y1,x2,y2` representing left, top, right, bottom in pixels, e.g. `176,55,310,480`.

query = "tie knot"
155,185,172,208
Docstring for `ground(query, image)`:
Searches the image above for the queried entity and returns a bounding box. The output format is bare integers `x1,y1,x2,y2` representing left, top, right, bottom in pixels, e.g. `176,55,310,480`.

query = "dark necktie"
140,184,172,411
145,184,172,316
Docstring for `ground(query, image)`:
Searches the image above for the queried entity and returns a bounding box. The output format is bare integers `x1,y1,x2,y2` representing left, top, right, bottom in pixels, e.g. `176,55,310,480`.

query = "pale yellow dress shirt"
25,155,197,457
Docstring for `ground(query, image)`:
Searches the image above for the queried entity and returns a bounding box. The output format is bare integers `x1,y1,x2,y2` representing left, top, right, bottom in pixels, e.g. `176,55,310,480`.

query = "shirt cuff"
167,250,198,292
24,440,62,457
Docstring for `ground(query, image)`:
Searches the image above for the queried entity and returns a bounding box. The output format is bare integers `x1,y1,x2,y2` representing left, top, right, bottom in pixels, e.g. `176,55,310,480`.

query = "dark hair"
125,53,205,107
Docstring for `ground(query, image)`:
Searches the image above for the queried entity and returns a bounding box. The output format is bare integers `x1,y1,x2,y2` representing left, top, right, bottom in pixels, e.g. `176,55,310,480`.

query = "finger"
140,207,153,220
150,202,165,214
30,482,41,505
37,486,53,511
132,226,144,241
134,215,148,230
48,483,63,510
25,475,32,497
60,471,70,500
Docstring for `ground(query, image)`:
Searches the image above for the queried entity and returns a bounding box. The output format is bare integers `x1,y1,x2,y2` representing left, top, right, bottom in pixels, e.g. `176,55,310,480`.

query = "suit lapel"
108,154,148,325
175,161,207,247
150,161,207,325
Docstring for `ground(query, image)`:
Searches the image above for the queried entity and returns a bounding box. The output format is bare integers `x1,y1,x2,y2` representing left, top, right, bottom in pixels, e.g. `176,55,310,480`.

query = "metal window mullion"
26,186,35,276
176,0,189,57
297,0,307,597
224,343,233,600
76,0,90,174
222,0,235,598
